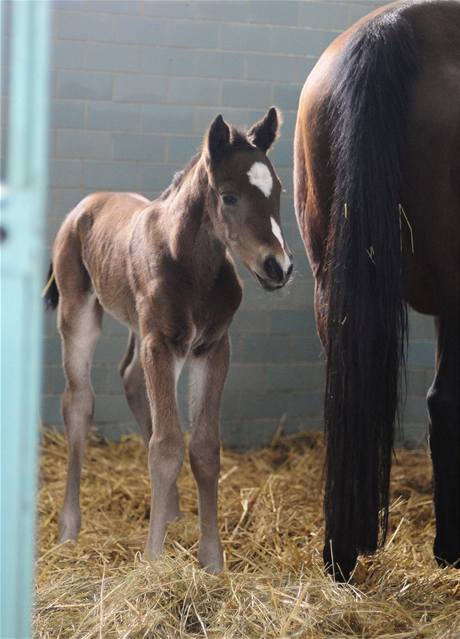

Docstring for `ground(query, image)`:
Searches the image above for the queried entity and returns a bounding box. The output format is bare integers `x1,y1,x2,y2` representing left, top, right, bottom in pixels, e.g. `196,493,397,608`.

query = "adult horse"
294,0,460,579
44,108,292,573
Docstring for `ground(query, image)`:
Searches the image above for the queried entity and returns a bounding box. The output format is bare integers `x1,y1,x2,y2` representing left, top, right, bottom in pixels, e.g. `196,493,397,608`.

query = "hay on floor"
35,430,460,638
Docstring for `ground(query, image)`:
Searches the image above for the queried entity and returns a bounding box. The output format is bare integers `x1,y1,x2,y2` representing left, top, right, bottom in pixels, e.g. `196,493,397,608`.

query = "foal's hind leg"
58,292,102,542
119,331,152,446
120,331,182,522
427,314,460,568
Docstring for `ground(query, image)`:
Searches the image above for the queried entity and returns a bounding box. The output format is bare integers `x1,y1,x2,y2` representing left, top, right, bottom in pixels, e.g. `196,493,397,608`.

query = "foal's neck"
166,156,226,286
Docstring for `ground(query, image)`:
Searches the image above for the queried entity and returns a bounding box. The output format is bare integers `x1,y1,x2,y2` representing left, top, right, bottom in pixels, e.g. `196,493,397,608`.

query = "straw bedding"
35,429,460,638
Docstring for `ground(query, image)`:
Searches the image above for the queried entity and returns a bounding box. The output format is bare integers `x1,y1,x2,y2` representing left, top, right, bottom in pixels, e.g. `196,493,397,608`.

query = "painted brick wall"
29,0,435,449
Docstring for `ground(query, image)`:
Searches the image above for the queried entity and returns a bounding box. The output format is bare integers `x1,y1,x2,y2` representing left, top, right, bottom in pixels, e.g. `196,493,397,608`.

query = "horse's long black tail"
43,262,59,310
323,10,418,575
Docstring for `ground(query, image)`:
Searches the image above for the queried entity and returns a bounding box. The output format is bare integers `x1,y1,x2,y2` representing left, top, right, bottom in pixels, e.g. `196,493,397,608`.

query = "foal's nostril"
263,256,284,283
287,263,293,278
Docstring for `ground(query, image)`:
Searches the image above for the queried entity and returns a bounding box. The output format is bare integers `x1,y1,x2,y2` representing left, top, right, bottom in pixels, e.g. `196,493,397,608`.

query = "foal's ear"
247,106,282,153
206,114,231,162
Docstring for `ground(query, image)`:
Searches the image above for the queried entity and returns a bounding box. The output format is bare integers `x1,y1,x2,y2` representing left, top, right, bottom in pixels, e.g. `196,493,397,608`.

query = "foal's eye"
222,193,238,206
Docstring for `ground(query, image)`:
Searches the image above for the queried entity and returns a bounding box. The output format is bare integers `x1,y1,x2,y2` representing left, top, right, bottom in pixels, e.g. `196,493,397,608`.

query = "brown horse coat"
294,0,460,579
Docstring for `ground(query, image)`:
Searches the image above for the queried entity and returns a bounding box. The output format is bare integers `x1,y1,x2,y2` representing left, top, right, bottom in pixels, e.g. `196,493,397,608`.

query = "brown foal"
45,107,292,572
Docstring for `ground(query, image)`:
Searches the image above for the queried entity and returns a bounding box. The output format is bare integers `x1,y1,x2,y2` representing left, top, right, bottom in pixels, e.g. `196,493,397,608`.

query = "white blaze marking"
270,217,291,273
247,162,273,198
270,217,284,249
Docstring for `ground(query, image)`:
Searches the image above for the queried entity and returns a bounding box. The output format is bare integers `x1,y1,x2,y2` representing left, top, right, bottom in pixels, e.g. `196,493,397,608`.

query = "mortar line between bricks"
218,79,224,108
55,11,345,32
217,17,223,50
83,102,88,129
53,37,331,55
53,46,320,61
51,98,300,108
52,162,296,172
51,95,300,104
56,65,316,79
52,129,295,140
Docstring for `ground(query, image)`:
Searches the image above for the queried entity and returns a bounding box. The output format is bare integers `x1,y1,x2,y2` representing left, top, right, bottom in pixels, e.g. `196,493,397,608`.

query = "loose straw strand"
41,271,55,298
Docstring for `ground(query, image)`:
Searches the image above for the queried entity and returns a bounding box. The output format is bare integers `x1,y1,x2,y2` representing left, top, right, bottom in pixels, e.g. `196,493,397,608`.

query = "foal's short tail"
323,9,418,574
43,262,59,310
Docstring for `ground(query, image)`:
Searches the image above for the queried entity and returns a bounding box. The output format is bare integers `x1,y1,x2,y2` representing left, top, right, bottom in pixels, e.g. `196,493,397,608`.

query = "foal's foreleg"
188,334,230,573
58,294,102,542
140,333,185,560
121,331,182,519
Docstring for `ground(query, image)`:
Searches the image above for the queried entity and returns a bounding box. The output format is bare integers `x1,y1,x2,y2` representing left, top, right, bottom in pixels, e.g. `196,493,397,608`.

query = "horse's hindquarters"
73,193,150,331
402,53,460,316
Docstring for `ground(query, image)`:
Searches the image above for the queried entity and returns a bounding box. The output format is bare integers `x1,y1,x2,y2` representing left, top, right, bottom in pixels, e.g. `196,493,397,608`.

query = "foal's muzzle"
256,254,293,291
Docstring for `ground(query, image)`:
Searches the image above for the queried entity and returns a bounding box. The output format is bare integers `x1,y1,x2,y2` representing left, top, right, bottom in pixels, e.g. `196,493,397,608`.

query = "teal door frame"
1,1,50,637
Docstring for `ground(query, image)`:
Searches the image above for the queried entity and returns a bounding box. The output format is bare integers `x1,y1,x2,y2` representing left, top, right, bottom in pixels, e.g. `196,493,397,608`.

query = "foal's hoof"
57,524,79,544
144,545,162,562
198,545,223,574
323,544,357,582
58,513,80,543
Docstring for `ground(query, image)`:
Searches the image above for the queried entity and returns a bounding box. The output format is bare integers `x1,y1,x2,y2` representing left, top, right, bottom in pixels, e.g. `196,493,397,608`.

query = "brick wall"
30,0,435,449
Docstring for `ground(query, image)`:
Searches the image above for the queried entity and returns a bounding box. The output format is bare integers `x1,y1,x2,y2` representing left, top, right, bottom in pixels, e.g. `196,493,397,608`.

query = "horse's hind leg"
119,331,152,446
120,331,181,521
58,290,102,542
427,313,460,568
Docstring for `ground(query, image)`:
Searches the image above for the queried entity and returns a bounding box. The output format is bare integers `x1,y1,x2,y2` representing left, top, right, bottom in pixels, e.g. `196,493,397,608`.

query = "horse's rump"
52,192,150,327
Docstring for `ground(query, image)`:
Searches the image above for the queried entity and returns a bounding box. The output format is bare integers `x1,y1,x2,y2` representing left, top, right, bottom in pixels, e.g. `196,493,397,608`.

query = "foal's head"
204,108,293,291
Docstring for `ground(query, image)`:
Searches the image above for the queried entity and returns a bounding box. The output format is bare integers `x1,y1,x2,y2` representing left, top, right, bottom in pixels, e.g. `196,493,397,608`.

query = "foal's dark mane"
158,153,201,201
322,4,418,565
158,126,254,201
